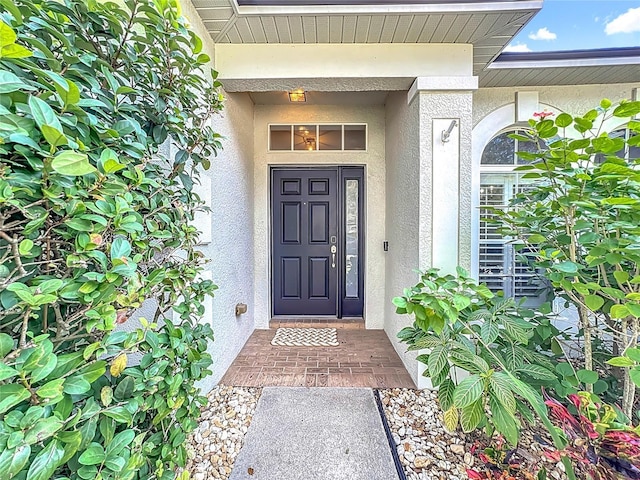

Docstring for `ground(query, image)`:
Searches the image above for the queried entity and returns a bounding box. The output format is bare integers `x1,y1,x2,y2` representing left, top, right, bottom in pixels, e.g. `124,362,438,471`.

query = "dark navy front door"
272,169,338,316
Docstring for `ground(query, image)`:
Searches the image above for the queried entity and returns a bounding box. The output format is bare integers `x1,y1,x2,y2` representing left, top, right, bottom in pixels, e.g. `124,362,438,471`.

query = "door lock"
330,235,337,244
330,245,337,268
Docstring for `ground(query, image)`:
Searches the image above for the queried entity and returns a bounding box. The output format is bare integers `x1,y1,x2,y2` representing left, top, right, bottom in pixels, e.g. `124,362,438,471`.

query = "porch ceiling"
191,0,542,75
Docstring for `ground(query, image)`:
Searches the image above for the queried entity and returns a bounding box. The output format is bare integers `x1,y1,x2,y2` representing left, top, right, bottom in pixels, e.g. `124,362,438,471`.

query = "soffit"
191,0,542,75
480,49,640,87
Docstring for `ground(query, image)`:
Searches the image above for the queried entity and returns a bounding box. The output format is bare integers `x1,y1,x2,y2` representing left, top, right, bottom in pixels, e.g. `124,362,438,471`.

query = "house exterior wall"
252,104,387,329
383,85,475,387
384,91,422,379
471,83,640,281
181,2,257,390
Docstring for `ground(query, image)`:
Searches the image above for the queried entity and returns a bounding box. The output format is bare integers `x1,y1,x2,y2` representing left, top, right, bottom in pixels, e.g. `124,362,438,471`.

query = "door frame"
270,165,365,318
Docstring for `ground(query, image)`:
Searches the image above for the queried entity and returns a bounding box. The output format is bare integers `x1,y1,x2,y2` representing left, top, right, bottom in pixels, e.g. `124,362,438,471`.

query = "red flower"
533,111,554,119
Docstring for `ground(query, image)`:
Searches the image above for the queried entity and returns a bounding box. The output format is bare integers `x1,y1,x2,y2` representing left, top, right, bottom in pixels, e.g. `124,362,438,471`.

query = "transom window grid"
479,130,547,305
269,124,367,152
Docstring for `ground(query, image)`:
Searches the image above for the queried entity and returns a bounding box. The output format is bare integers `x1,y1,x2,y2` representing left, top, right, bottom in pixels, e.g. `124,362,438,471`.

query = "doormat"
271,328,339,347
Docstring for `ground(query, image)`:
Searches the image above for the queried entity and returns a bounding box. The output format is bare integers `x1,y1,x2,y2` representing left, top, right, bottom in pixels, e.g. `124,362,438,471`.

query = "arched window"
595,126,639,163
479,130,547,305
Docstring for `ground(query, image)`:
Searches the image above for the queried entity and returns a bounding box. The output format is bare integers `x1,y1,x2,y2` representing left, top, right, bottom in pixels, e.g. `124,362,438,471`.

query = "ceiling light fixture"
288,90,306,102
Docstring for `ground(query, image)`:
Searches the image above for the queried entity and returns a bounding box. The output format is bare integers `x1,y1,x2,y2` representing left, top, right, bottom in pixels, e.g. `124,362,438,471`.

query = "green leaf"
610,304,630,319
103,406,132,424
516,364,556,381
427,345,449,379
110,237,132,260
584,294,604,311
23,417,64,445
55,79,80,107
490,395,519,446
63,375,91,395
51,151,96,176
0,384,30,414
36,378,64,399
392,297,407,309
614,271,630,285
41,125,68,148
78,443,106,466
0,444,31,479
489,373,516,414
555,113,573,128
0,21,17,47
0,333,14,357
607,356,635,367
630,368,640,387
0,70,28,93
28,95,62,131
438,378,455,411
106,429,135,457
0,363,18,381
452,294,471,311
555,261,578,273
460,399,484,433
576,369,598,385
1,43,31,59
625,348,640,362
453,374,484,409
613,101,640,118
480,319,499,344
26,439,64,480
114,376,135,400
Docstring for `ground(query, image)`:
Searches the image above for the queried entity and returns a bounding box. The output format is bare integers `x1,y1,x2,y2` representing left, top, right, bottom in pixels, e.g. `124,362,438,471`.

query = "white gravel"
379,388,568,480
185,386,261,480
185,386,567,480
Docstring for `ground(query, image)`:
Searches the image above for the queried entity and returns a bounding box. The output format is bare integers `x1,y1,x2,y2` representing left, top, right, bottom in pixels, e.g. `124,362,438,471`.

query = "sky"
505,0,640,52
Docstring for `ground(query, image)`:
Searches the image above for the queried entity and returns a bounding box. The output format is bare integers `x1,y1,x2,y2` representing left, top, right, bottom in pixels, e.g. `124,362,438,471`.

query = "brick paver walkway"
221,323,415,388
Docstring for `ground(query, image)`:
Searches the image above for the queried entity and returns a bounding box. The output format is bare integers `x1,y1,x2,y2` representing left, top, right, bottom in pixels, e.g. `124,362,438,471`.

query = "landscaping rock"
379,388,568,480
185,386,261,480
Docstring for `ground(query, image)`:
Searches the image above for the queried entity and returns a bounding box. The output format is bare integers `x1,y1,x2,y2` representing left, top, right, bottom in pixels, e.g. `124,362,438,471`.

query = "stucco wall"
473,83,640,128
181,2,257,390
253,104,386,329
197,91,256,390
384,92,421,378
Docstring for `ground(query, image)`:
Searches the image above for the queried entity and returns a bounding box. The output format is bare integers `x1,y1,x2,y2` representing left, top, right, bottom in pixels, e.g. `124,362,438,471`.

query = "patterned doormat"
271,328,339,347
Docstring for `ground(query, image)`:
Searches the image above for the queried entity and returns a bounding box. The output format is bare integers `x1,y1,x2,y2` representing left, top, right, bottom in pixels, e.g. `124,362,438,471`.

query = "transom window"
269,124,367,151
479,130,547,305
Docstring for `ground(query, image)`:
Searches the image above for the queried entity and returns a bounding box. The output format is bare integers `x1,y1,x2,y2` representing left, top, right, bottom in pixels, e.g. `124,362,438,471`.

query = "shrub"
491,100,640,418
395,268,560,445
0,0,222,478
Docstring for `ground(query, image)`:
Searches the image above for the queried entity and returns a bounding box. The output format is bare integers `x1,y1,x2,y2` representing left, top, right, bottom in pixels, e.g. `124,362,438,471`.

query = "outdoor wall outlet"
235,303,247,316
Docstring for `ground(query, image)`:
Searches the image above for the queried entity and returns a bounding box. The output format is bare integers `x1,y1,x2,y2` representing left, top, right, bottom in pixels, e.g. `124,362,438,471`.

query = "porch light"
288,90,306,102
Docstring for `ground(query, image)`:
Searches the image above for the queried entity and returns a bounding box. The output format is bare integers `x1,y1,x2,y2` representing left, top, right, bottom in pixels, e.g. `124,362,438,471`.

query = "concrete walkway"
229,387,399,480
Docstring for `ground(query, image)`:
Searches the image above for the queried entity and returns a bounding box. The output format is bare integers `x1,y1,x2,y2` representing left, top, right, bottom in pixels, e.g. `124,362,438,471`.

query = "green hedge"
0,0,223,478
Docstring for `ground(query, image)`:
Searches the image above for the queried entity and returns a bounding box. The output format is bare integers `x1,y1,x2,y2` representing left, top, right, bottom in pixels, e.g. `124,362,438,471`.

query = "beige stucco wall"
473,83,640,128
384,91,422,379
182,2,257,390
471,83,640,280
252,104,387,329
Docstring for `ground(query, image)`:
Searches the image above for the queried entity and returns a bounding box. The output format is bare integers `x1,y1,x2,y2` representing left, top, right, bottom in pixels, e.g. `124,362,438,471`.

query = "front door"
272,167,364,317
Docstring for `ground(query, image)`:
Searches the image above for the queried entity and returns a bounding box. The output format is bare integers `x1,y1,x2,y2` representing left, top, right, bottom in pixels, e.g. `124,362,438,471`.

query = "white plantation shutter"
479,132,547,306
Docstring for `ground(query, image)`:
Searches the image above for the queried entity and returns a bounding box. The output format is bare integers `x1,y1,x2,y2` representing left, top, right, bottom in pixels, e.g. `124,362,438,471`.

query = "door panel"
273,169,337,315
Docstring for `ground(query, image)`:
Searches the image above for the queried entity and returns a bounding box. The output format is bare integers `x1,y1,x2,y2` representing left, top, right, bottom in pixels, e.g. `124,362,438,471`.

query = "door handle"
331,245,336,268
